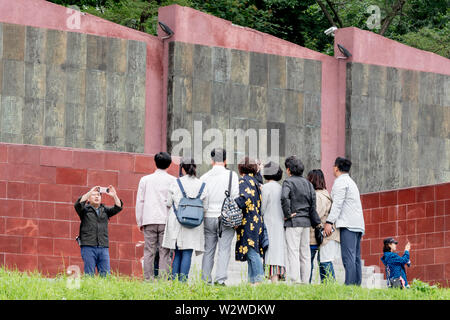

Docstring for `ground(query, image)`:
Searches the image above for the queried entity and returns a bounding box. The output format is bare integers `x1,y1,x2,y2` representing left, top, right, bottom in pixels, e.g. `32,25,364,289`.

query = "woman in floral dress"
234,157,265,284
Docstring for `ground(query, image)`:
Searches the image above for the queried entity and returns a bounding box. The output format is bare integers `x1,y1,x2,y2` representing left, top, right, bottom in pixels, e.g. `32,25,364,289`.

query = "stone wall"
0,23,147,153
167,41,322,175
346,62,450,194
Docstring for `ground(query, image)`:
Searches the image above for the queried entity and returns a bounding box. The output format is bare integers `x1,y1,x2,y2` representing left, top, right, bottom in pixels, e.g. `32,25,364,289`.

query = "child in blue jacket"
381,237,411,289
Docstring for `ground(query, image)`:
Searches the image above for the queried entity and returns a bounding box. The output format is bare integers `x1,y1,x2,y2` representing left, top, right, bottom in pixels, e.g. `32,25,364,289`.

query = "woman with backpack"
162,158,209,282
234,157,265,285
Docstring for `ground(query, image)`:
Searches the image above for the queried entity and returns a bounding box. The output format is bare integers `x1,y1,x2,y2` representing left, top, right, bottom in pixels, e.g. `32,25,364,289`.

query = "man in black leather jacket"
281,156,321,284
74,185,123,276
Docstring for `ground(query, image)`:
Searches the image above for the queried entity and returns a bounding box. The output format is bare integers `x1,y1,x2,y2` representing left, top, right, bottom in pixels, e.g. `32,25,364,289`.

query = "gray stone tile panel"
192,78,211,114
286,57,304,91
1,95,24,137
193,44,212,81
230,83,250,117
46,29,67,66
170,42,194,77
285,90,303,126
401,69,419,102
65,67,86,105
230,49,249,85
46,64,66,103
2,24,25,61
303,92,321,128
303,59,321,93
267,88,286,123
211,81,230,116
2,60,25,97
22,98,44,145
65,31,87,69
213,46,231,83
268,54,286,89
25,62,46,99
127,40,146,78
25,26,46,64
368,64,387,97
86,34,107,71
43,99,65,146
249,52,268,87
249,85,267,121
107,37,127,74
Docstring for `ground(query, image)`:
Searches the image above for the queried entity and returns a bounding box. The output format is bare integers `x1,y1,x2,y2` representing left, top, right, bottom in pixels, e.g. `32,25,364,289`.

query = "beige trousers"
143,224,171,280
285,227,311,283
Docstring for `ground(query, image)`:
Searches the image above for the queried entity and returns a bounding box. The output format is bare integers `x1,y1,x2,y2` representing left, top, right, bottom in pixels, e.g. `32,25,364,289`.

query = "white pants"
285,227,311,284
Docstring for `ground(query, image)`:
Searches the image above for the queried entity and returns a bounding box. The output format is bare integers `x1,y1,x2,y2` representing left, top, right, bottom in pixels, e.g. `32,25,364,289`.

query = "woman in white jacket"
261,161,286,282
162,158,209,282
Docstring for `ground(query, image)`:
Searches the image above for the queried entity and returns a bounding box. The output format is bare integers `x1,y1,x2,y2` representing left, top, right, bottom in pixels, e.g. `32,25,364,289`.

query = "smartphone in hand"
99,187,109,194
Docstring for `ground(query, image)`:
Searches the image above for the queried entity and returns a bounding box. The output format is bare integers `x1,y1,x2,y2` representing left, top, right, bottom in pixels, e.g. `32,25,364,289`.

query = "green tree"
47,0,450,58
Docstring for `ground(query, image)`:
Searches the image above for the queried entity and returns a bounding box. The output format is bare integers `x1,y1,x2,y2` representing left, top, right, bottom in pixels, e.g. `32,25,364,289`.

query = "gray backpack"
172,179,206,228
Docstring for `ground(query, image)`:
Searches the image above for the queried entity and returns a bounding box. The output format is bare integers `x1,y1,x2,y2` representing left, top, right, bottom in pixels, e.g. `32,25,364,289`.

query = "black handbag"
314,226,324,245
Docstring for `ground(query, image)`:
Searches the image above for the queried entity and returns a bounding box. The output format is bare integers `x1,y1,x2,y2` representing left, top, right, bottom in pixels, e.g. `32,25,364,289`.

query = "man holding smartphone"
74,185,123,276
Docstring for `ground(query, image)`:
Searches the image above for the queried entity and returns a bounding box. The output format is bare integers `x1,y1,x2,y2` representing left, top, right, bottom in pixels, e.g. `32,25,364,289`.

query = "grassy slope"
0,268,448,300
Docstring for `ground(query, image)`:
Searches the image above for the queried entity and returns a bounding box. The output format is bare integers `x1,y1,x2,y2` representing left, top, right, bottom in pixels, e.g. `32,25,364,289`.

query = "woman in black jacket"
281,156,321,284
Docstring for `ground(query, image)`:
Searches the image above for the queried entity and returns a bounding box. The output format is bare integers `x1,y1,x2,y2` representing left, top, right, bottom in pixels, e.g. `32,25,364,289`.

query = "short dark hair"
211,148,226,162
334,157,352,173
307,169,326,190
284,156,304,176
181,157,197,176
238,157,258,175
263,161,282,181
154,152,172,170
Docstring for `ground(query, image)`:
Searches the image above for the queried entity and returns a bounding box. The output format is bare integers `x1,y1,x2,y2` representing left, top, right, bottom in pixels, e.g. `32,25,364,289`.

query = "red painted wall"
360,183,450,287
0,142,179,277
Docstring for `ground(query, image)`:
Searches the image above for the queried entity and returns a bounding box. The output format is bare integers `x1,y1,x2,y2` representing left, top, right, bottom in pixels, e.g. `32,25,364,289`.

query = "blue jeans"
172,248,193,282
247,246,264,283
340,228,362,286
80,245,110,276
310,245,336,283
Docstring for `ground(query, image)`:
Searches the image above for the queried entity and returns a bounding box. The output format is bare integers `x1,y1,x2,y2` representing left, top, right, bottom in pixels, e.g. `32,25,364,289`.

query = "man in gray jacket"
324,157,365,286
281,156,321,284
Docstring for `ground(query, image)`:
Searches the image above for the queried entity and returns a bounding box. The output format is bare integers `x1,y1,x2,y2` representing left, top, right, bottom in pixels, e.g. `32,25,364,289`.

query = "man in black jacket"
281,156,321,284
74,185,123,276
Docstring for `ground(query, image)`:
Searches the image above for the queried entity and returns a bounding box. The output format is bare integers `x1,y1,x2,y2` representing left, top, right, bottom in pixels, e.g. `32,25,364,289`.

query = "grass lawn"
0,267,448,300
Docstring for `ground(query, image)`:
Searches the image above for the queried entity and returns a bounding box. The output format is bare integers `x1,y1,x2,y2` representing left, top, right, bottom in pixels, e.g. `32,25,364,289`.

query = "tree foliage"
47,0,449,58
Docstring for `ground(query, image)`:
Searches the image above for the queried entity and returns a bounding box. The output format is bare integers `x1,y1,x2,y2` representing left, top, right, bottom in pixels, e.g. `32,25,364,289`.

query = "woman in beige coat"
308,169,340,283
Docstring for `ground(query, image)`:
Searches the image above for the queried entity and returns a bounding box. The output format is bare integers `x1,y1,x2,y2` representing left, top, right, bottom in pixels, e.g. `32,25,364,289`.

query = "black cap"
384,237,398,245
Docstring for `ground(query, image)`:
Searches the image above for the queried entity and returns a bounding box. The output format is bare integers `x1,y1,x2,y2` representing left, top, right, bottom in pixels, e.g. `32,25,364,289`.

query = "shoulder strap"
176,178,187,198
196,182,206,199
226,170,233,196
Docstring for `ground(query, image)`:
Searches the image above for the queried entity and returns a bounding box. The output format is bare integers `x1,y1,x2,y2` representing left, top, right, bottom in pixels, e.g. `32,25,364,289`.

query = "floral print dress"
234,173,264,261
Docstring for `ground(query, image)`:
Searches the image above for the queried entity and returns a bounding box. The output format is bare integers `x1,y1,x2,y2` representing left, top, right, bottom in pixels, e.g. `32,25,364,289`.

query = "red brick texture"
361,182,450,287
0,143,179,278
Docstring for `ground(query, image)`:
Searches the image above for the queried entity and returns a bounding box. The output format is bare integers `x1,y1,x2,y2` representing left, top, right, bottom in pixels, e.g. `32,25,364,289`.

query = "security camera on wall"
324,26,338,37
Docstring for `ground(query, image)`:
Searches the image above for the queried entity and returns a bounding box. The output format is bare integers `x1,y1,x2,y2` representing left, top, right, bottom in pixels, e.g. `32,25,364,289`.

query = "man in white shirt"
135,152,176,280
200,148,239,285
324,157,365,286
